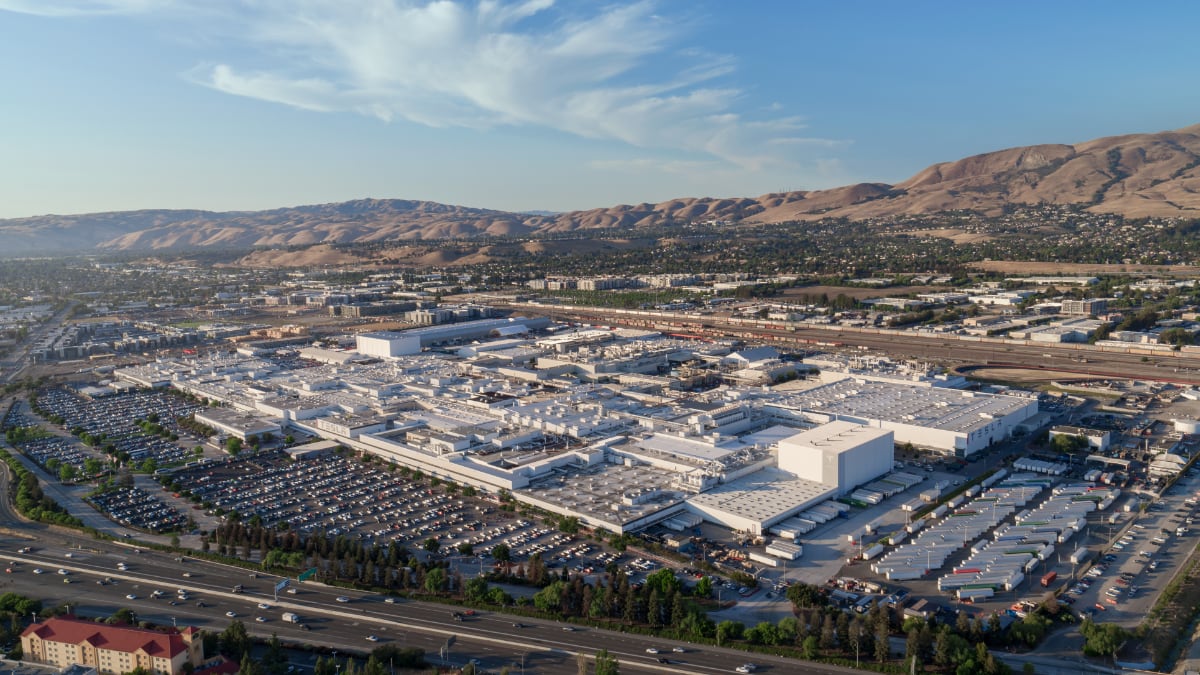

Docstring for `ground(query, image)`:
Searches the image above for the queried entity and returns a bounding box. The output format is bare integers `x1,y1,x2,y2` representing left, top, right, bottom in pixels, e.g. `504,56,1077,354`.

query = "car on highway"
672,647,685,653
226,611,237,618
365,635,379,642
336,596,350,603
255,617,267,623
257,603,271,610
646,648,660,654
57,569,69,575
32,568,43,574
383,597,396,604
125,594,137,600
561,626,575,632
182,572,193,577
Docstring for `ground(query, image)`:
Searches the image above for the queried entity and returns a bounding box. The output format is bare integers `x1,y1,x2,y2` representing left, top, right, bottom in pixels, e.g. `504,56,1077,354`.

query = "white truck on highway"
281,612,300,624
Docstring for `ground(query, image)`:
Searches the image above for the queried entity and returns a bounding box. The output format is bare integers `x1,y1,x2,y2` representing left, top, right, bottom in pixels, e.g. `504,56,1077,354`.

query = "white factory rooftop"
111,314,1044,534
771,378,1037,456
684,467,838,536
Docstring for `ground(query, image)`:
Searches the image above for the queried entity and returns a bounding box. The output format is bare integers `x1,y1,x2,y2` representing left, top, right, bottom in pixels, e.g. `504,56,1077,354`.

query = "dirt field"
893,228,996,244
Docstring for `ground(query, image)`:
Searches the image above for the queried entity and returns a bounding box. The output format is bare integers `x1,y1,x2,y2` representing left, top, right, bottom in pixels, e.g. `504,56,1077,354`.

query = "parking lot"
171,450,616,573
88,486,190,534
35,387,203,469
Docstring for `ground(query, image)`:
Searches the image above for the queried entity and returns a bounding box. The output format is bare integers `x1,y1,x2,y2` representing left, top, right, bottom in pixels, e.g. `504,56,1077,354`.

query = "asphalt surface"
0,530,870,675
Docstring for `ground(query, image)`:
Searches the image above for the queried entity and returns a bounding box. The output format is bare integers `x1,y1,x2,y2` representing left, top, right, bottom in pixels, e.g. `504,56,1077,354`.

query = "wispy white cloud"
2,0,845,171
0,0,171,17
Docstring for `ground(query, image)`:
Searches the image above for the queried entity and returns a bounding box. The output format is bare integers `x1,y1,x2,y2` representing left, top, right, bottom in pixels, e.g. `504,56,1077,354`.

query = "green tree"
1080,620,1129,661
533,580,567,613
594,648,620,675
423,538,440,553
464,577,489,602
225,437,243,455
219,620,252,658
238,650,264,675
487,586,513,606
423,567,447,594
786,583,828,609
694,575,713,598
262,634,288,675
716,620,744,646
644,568,681,597
802,635,820,659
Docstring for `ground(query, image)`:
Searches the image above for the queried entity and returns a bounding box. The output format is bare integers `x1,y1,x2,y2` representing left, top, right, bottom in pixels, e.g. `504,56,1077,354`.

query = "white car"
126,594,137,600
32,568,44,574
336,596,350,603
366,635,379,642
257,603,271,610
57,569,69,575
646,648,660,654
255,617,267,623
226,611,237,618
672,647,685,653
383,597,396,604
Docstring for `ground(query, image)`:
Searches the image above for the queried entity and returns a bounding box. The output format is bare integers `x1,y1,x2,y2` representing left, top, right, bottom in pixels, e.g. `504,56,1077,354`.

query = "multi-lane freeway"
0,527,863,675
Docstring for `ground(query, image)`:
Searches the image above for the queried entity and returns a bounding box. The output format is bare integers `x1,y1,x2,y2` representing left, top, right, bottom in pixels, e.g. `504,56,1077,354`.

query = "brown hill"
1,123,1197,256
757,123,1200,221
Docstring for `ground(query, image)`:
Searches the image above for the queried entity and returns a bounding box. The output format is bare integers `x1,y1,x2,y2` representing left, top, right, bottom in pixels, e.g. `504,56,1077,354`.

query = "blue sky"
2,0,1198,218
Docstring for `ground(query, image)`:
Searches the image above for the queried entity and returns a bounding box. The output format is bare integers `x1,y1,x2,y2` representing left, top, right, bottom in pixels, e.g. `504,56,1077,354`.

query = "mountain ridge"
2,123,1198,256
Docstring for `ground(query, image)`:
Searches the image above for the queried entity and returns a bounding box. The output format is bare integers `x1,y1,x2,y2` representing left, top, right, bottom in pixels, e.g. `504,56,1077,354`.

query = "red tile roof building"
21,616,204,675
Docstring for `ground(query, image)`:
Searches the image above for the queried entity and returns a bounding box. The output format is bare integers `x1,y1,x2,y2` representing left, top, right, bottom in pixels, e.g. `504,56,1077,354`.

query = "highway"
0,530,864,675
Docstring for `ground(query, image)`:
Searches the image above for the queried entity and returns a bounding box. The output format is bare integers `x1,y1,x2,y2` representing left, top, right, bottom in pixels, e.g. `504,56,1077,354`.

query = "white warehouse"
777,421,894,495
356,331,421,358
771,380,1039,457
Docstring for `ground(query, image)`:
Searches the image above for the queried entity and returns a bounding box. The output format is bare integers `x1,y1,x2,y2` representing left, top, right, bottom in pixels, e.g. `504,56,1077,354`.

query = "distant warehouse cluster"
113,316,1039,537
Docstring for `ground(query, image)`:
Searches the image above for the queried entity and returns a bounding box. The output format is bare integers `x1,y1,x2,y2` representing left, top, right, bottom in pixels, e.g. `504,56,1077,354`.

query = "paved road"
1,534,870,675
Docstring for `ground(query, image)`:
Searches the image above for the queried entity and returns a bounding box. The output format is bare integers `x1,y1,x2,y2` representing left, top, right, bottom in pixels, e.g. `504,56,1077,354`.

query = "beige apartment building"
21,616,204,675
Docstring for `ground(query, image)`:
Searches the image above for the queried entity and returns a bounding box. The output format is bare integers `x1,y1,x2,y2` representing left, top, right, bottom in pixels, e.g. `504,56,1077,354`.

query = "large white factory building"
778,421,894,495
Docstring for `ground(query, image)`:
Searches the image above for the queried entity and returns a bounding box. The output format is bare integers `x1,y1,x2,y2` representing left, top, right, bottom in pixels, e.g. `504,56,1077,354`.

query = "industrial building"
114,317,1037,536
777,421,894,495
356,317,551,357
684,467,838,536
771,379,1038,457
